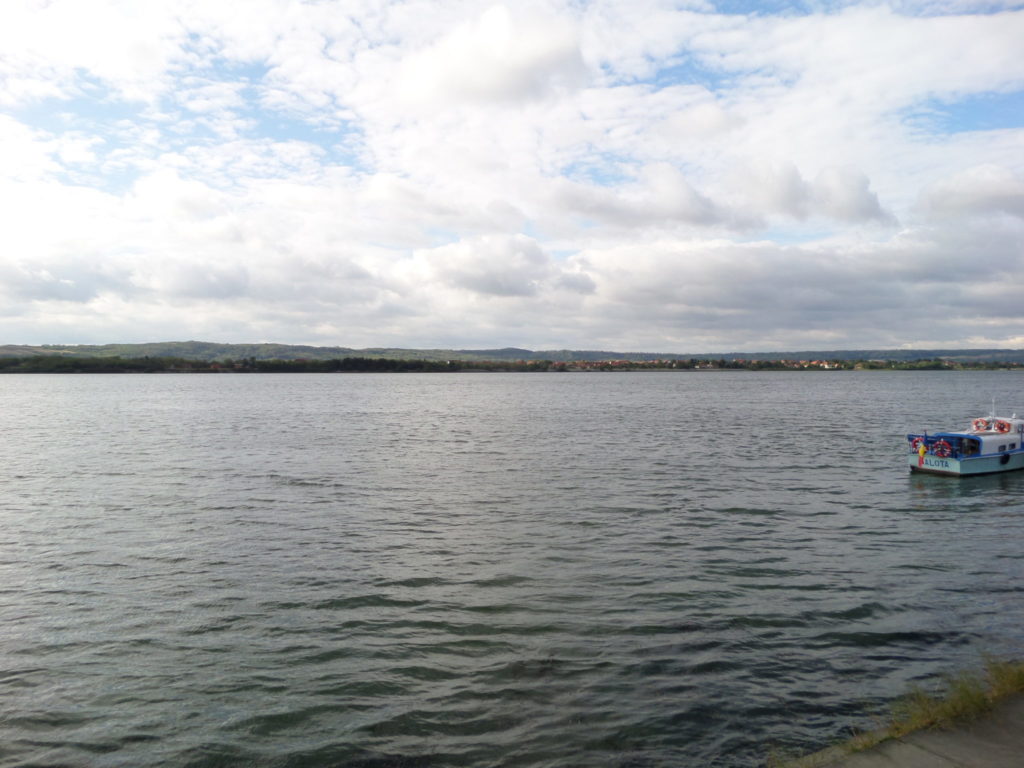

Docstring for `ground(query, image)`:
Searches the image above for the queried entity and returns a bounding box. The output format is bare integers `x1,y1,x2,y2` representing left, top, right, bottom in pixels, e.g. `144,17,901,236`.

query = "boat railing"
908,432,1020,459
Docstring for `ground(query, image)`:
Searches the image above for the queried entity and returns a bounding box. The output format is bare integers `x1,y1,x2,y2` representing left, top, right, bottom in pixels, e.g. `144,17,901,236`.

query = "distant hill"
2,342,1024,364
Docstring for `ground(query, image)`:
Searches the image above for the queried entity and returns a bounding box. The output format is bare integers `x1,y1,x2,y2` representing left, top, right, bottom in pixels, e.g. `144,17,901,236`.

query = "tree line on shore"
1,354,1023,373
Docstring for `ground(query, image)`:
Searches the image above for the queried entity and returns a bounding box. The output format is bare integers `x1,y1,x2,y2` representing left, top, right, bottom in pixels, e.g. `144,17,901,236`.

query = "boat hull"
909,450,1024,476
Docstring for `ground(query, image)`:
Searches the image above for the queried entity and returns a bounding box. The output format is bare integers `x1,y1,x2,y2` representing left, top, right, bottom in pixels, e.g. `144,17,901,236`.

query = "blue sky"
1,0,1023,351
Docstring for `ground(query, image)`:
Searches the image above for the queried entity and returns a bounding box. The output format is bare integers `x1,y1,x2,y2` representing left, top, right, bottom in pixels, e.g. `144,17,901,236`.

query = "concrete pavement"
784,694,1024,768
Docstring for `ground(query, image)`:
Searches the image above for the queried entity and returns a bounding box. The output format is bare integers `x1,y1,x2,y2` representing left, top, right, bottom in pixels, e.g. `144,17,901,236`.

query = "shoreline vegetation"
773,657,1024,767
3,342,1024,373
2,354,1024,374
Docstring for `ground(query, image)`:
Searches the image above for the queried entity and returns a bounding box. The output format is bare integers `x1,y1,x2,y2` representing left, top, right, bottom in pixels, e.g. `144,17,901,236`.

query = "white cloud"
397,5,587,107
920,165,1024,220
550,163,720,229
811,167,893,224
413,234,555,297
1,0,1023,350
660,100,743,140
0,115,60,180
0,0,187,105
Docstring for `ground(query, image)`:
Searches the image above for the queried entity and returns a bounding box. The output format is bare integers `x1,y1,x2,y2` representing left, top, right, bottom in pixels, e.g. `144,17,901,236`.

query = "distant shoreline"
5,342,1024,367
2,355,1023,374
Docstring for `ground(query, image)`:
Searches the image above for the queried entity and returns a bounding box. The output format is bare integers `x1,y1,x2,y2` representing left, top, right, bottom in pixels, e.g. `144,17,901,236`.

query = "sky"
1,0,1023,352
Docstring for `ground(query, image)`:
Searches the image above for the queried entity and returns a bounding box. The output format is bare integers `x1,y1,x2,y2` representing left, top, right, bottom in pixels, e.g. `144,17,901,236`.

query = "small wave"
311,595,424,610
809,629,953,649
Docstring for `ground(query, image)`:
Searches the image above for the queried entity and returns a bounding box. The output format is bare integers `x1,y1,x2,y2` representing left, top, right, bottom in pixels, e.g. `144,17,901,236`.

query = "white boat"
907,414,1024,476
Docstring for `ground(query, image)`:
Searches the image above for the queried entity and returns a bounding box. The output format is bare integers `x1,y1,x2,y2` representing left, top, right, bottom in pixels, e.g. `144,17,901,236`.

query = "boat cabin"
908,415,1024,473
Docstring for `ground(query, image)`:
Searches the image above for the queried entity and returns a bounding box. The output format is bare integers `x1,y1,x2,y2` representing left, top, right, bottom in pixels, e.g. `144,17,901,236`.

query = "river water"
2,371,1023,767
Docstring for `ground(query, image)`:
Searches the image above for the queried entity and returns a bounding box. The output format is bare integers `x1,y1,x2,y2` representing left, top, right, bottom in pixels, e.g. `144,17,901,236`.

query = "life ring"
932,440,952,458
995,420,1011,433
972,418,990,432
910,437,925,451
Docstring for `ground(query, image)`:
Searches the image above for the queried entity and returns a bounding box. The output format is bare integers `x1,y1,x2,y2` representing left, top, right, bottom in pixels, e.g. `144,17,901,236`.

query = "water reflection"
909,468,1024,504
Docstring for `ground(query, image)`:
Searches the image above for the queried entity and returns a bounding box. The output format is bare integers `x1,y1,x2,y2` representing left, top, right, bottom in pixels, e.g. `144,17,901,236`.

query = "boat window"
998,445,1007,452
1011,443,1018,450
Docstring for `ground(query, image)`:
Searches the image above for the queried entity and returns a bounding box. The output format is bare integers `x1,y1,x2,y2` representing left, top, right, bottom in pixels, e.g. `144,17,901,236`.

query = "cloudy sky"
2,0,1023,351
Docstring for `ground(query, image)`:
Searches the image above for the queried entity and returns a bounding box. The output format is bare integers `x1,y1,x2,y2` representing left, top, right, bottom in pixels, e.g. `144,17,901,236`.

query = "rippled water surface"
2,371,1024,767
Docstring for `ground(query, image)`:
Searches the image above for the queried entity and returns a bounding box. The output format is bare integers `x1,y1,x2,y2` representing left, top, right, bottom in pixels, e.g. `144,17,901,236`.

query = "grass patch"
773,657,1024,767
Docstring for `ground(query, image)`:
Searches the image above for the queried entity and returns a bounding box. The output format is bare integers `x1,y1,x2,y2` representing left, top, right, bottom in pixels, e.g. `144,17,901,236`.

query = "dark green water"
2,371,1023,767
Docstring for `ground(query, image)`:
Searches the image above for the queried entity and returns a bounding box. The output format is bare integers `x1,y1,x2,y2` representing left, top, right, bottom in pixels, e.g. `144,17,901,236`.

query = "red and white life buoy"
972,418,990,432
995,420,1011,433
910,437,926,451
932,440,952,458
